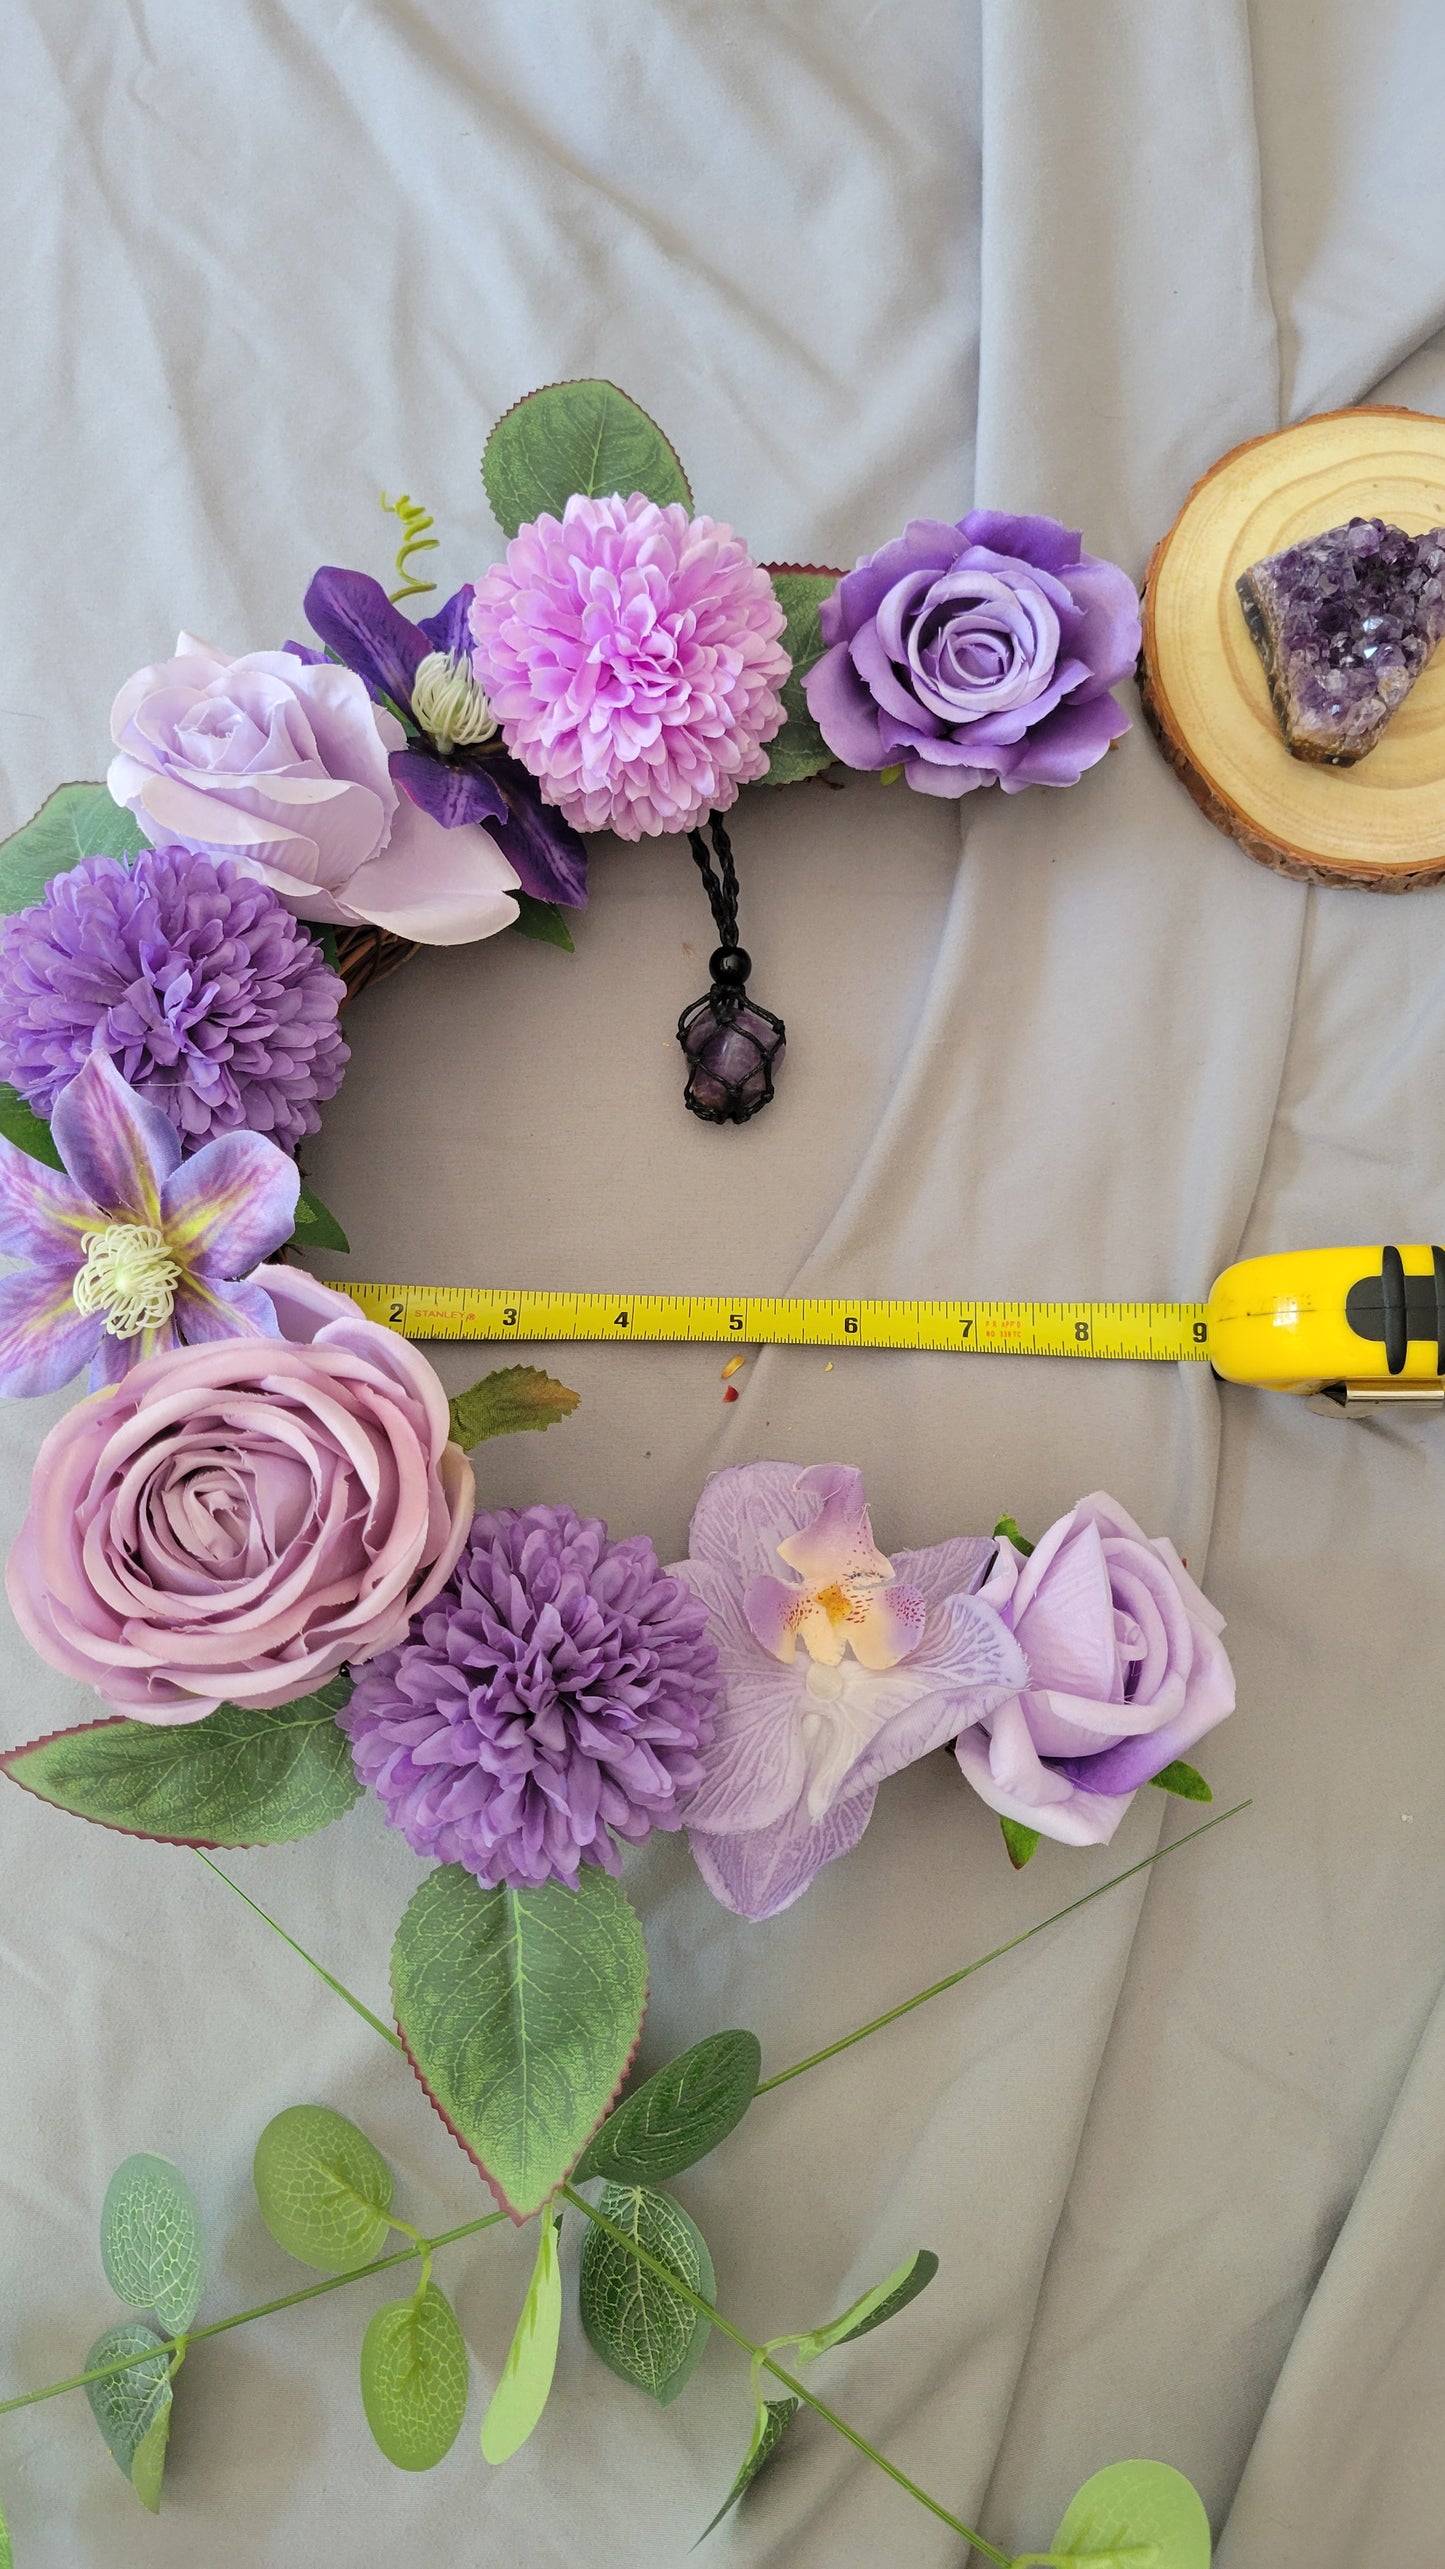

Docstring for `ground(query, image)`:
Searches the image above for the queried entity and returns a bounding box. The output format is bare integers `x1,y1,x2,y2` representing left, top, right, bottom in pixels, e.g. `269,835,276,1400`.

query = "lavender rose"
804,512,1141,795
952,1493,1235,1846
5,1266,473,1722
107,634,520,946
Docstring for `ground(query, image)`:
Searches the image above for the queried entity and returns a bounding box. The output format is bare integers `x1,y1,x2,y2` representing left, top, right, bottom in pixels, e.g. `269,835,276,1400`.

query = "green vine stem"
193,1854,404,2052
757,1801,1250,2091
1,1803,1249,2548
0,2210,504,2419
557,2182,1014,2567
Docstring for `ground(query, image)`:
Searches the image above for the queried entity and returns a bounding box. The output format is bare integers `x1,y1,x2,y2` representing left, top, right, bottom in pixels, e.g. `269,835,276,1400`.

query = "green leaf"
479,2213,562,2464
695,2396,799,2543
1,1678,361,1847
1042,2458,1211,2569
1001,1816,1041,1869
878,762,906,786
759,569,839,786
511,893,575,951
791,2249,938,2363
253,2104,394,2273
84,2323,172,2513
579,2182,714,2406
100,2154,204,2334
0,2483,11,2569
447,1364,580,1451
573,2029,762,2186
483,380,692,538
290,1185,350,1254
360,2281,469,2471
992,1514,1035,1556
0,1081,63,1168
1150,1761,1212,1803
0,783,149,914
392,1865,648,2219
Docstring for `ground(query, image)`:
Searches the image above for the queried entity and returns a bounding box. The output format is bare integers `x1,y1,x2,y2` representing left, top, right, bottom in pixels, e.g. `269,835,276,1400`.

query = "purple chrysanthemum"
0,847,349,1151
468,493,792,839
340,1503,720,1889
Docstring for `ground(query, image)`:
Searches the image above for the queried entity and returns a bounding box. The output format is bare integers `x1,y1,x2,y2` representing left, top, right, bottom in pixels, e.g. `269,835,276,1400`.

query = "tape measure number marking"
339,1283,1212,1363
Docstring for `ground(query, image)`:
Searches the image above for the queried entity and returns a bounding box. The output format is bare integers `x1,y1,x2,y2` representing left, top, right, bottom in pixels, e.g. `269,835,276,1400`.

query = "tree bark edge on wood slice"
1138,404,1445,892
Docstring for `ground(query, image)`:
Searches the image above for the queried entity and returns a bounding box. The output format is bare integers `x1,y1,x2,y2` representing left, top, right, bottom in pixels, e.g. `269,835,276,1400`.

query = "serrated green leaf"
1001,1816,1041,1869
483,380,692,538
479,2213,562,2463
1150,1761,1212,1803
579,2183,714,2405
695,2396,799,2543
791,2249,938,2363
100,2154,204,2334
447,1365,580,1451
290,1185,350,1254
253,2104,394,2273
992,1514,1036,1556
392,1866,648,2219
1,1679,361,1847
360,2281,469,2471
1040,2459,1211,2569
0,783,149,914
0,1080,63,1168
574,2030,761,2186
759,569,839,785
511,893,575,951
84,2323,172,2513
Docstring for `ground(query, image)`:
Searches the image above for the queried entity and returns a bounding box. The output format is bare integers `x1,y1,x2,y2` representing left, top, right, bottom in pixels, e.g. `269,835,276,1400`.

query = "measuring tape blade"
336,1283,1212,1362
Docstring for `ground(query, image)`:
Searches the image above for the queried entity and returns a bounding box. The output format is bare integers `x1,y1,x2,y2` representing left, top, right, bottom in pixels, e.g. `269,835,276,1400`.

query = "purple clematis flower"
300,569,588,910
0,1051,299,1396
673,1462,1028,1920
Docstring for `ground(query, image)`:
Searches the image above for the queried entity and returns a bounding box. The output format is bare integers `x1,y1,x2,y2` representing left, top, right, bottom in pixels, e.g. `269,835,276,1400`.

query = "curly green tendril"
381,492,439,605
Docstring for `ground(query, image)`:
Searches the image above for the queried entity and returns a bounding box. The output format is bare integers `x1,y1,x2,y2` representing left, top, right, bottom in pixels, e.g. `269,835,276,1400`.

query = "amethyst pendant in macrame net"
339,1504,719,1890
676,814,785,1124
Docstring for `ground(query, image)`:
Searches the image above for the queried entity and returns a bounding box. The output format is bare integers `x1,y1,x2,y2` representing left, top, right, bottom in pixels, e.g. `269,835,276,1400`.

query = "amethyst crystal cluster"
1237,515,1445,763
341,1503,720,1889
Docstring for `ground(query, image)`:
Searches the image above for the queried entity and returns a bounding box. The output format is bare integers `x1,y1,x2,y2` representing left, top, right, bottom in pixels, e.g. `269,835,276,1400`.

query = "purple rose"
804,512,1141,796
108,634,520,946
5,1266,474,1722
953,1493,1235,1846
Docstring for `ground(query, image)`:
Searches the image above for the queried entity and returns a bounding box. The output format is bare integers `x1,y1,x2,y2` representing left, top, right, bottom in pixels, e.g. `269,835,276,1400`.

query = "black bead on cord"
676,814,786,1124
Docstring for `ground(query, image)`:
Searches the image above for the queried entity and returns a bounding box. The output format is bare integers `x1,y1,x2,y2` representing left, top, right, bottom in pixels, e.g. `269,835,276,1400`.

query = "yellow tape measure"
334,1246,1445,1404
339,1282,1210,1362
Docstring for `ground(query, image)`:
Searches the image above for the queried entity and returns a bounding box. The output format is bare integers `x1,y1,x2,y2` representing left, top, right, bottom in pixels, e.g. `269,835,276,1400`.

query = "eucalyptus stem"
558,2182,1014,2568
0,2208,505,2419
193,1852,404,2052
757,1801,1250,2092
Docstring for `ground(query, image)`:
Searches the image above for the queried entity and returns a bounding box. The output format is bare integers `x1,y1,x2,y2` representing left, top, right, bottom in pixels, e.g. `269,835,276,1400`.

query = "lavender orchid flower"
0,1052,299,1395
300,570,589,911
674,1462,1027,1920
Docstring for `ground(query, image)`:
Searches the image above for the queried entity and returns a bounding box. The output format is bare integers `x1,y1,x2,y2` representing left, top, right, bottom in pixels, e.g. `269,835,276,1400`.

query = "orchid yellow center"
72,1224,182,1338
812,1583,857,1635
411,649,498,754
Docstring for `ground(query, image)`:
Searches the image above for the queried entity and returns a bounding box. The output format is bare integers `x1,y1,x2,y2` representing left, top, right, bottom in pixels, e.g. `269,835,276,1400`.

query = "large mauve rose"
107,634,520,945
952,1492,1235,1846
804,512,1141,795
5,1267,473,1722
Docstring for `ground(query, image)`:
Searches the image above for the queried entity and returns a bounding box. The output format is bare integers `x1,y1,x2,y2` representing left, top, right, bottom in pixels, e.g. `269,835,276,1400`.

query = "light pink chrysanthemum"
468,493,792,840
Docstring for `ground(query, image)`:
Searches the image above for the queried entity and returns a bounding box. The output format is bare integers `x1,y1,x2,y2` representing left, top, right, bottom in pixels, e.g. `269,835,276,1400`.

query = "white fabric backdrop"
2,5,1444,2562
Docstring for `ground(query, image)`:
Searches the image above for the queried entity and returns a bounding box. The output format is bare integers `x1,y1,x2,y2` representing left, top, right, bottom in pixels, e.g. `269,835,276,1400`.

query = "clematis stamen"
72,1223,183,1338
410,650,498,755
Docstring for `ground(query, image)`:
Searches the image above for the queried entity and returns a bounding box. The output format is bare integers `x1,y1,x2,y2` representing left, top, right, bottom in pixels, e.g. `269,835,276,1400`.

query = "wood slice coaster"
1139,405,1445,889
